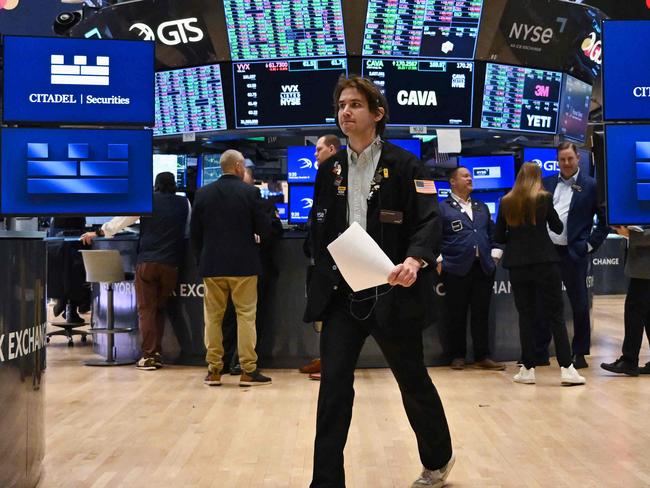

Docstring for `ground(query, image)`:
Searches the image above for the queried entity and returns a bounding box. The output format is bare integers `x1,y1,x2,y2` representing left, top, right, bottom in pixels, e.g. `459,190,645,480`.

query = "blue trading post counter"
0,231,47,488
88,234,592,368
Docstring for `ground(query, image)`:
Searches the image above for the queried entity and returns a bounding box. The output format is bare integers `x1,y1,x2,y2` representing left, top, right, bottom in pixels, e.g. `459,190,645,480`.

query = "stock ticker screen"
233,58,347,128
154,64,228,136
558,75,592,144
363,59,474,126
363,0,483,59
481,63,562,134
224,0,346,61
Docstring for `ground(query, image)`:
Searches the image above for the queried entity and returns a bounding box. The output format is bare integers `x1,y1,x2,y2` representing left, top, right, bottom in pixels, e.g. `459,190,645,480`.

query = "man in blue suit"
537,142,609,369
439,166,505,371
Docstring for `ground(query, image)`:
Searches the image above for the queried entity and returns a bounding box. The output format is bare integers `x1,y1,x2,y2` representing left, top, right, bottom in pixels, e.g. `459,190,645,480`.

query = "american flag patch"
414,179,437,194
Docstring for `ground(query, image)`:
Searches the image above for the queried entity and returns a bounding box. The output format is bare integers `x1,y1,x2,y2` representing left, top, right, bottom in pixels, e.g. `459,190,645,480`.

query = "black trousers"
535,246,590,358
509,263,572,369
442,262,494,361
622,278,650,365
310,296,452,488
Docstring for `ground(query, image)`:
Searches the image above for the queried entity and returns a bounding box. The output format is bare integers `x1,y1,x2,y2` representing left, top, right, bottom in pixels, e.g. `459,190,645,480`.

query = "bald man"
191,149,272,387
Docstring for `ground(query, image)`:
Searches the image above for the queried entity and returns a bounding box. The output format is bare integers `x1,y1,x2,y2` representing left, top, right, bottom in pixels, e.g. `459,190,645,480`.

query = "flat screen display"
603,20,650,121
152,154,187,189
1,127,153,216
2,36,154,125
154,64,227,136
523,147,592,179
363,59,474,127
481,63,562,134
224,0,346,61
288,184,314,224
388,139,421,159
605,125,650,225
287,146,318,183
363,0,484,59
435,180,452,201
275,202,288,220
459,154,516,190
559,75,592,144
200,153,222,186
233,58,347,128
472,190,505,221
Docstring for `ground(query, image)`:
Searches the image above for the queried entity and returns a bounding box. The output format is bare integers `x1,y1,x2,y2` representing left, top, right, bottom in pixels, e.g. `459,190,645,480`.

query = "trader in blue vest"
438,166,505,371
536,142,610,369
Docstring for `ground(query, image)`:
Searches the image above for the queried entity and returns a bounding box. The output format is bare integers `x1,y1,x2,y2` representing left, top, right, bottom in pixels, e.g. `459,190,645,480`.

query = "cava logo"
534,84,550,97
397,90,437,106
581,32,602,65
129,18,204,46
451,74,466,89
299,157,317,170
508,17,566,44
526,115,552,129
441,41,454,54
280,85,301,106
301,198,313,209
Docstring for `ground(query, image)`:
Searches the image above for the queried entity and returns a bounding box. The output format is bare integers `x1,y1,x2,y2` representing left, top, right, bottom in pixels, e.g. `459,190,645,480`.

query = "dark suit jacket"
439,196,497,276
190,174,271,277
303,141,441,331
494,193,563,268
543,171,609,260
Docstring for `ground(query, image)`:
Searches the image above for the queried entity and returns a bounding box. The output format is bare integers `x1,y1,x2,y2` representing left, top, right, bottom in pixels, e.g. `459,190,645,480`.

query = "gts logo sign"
509,17,567,44
397,90,437,106
531,159,560,172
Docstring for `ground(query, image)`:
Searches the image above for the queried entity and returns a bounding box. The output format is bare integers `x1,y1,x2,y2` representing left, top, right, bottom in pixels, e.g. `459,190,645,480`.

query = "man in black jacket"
306,75,453,488
190,150,272,387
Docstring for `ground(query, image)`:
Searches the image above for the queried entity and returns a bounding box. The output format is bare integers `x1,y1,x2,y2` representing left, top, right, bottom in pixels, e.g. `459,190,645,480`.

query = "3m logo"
636,142,650,201
51,55,109,86
26,142,128,194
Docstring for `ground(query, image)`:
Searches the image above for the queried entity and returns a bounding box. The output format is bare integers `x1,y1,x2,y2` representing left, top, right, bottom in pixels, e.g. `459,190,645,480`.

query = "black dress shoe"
572,354,589,369
65,304,84,324
638,362,650,374
601,358,639,377
52,299,65,318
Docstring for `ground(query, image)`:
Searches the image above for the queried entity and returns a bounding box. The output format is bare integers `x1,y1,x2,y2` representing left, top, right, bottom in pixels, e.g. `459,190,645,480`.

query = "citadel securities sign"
2,36,154,125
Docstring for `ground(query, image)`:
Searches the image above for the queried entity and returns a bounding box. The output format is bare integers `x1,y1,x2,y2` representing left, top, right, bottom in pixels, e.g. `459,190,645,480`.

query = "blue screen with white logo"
605,125,650,225
523,147,591,179
275,203,288,220
459,155,515,190
435,180,452,201
603,21,650,121
1,128,153,216
289,184,314,224
2,36,154,125
472,190,505,222
287,146,318,183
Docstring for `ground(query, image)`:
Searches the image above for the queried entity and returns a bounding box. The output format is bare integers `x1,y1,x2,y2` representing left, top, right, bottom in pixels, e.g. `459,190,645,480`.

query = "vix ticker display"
481,63,562,134
363,59,474,126
363,0,484,59
233,58,347,128
2,36,154,125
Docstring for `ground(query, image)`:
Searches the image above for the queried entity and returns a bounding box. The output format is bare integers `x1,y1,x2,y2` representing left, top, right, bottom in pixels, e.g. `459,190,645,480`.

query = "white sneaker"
513,366,535,384
411,453,455,487
561,364,586,385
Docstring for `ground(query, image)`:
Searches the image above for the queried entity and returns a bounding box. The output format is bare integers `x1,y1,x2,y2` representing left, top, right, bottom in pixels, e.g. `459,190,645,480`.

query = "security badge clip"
337,186,346,196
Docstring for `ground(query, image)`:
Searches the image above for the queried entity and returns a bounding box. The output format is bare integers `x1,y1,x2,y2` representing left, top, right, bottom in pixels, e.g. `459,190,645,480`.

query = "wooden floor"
40,296,650,488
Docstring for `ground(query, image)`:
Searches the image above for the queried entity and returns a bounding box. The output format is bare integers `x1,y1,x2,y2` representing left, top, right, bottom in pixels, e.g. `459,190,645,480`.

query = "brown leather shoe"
450,358,465,370
299,358,321,374
472,358,506,371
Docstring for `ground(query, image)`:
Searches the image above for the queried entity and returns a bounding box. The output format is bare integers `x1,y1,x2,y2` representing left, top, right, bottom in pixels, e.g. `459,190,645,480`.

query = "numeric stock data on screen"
154,65,228,136
481,63,562,134
363,0,483,59
224,0,346,61
233,58,347,128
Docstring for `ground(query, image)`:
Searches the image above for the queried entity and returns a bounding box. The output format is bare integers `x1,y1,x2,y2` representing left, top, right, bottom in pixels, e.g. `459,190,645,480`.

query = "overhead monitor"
200,153,222,186
604,125,650,225
558,75,592,144
275,202,288,221
481,63,562,134
288,184,314,224
472,190,505,221
233,58,347,128
2,36,154,126
152,154,188,189
223,0,346,61
363,0,484,59
287,146,318,183
459,154,516,190
435,180,452,201
1,127,153,216
154,64,228,136
388,139,421,159
363,59,474,127
603,20,650,121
